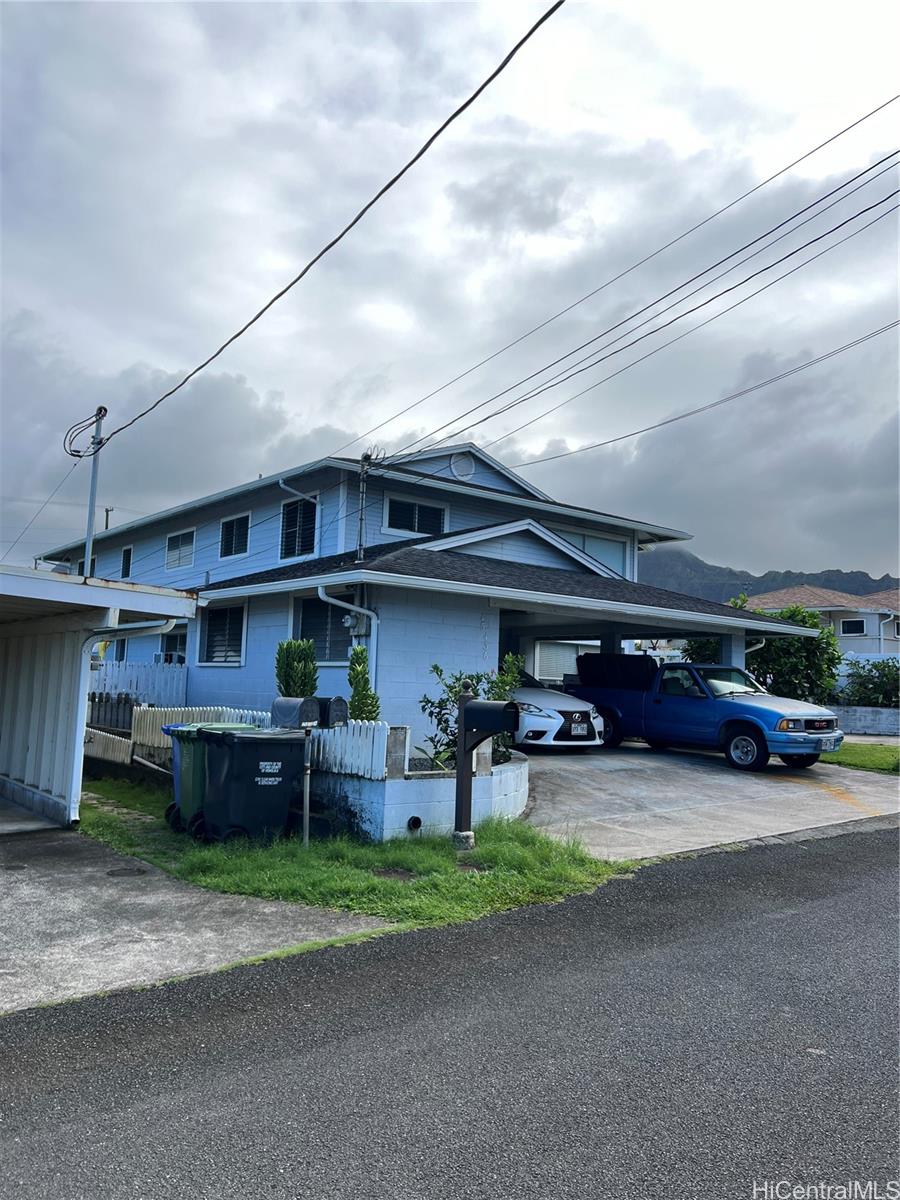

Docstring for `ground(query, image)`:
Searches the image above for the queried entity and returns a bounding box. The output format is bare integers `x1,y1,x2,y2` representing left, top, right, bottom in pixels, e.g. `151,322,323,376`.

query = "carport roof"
0,565,198,630
203,543,813,635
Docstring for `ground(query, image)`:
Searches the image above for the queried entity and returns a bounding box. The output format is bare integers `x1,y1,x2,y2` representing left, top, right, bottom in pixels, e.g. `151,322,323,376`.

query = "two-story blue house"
42,444,804,745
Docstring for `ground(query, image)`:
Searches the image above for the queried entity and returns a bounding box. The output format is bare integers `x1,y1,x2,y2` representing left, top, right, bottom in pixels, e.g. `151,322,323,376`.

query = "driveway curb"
653,812,899,860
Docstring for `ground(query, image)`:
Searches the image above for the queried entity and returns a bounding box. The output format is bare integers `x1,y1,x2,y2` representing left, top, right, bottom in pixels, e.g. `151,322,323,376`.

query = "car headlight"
518,702,548,716
776,718,804,732
589,706,600,719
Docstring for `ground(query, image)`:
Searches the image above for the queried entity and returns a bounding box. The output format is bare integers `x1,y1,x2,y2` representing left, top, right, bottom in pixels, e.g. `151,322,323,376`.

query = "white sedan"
511,673,605,749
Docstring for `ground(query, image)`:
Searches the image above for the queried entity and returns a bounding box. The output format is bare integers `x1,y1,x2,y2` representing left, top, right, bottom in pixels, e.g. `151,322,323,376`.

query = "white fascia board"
423,519,618,577
0,566,198,619
201,569,814,636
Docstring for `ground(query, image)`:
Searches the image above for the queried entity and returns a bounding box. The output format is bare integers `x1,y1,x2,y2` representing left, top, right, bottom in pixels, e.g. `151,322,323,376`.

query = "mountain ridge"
638,546,899,605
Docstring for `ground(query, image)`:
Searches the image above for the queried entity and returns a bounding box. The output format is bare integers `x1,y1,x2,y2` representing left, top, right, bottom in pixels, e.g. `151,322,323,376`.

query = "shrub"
275,639,318,698
418,653,524,767
347,644,381,720
839,658,899,708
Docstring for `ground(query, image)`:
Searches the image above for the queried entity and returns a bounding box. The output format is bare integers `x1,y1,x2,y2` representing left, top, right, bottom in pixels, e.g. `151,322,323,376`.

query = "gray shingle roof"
205,541,804,629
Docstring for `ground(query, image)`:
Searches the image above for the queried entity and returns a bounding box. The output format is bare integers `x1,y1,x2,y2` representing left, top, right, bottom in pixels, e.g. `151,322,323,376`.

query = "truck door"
645,665,718,745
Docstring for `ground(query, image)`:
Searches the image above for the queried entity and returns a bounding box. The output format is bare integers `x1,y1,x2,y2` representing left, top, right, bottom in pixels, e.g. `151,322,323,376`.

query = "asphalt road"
2,826,898,1200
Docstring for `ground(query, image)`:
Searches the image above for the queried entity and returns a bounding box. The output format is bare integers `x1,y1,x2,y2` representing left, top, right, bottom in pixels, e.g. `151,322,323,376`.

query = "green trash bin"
166,723,258,838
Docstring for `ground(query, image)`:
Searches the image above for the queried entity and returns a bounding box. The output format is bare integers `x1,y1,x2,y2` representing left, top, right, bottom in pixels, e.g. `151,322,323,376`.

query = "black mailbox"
270,695,320,729
462,699,519,736
317,696,349,729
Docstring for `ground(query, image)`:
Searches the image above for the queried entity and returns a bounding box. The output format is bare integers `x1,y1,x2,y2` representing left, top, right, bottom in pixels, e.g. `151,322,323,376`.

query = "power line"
484,203,897,448
327,95,899,458
0,463,81,563
393,189,898,451
68,0,568,459
511,321,899,469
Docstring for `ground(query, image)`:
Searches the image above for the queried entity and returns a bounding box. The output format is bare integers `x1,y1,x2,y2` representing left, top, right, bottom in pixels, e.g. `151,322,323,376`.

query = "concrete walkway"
0,796,57,835
0,830,389,1014
526,744,900,861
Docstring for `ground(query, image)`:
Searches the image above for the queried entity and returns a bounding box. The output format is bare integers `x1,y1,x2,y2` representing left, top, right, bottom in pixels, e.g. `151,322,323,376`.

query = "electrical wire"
389,183,899,455
67,0,568,459
0,462,81,563
327,96,899,458
511,320,899,469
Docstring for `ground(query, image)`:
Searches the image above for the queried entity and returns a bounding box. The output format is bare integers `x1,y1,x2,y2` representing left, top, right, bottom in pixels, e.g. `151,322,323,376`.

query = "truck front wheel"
724,726,769,771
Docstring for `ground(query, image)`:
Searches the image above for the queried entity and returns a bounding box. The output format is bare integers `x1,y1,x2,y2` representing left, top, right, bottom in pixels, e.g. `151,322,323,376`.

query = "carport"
0,565,197,828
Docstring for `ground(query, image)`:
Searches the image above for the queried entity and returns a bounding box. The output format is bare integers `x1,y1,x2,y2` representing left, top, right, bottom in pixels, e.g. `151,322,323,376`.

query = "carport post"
719,633,746,669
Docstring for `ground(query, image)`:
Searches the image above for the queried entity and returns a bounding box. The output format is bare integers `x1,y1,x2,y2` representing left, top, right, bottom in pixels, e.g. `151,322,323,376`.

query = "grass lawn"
820,742,899,775
80,777,631,927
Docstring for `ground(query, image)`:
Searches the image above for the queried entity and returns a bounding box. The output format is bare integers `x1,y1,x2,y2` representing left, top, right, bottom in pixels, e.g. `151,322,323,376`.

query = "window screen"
220,514,250,558
840,619,866,636
280,500,317,558
387,498,445,535
120,547,132,578
166,531,194,570
293,597,353,662
201,606,244,663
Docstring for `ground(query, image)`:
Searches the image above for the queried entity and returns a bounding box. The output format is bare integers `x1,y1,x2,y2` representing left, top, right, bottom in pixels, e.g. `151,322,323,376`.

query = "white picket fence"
132,706,271,749
309,720,390,781
89,661,187,706
83,728,133,764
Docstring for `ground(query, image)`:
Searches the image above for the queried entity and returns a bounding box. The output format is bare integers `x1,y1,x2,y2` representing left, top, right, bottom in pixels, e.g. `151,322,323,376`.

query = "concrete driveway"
526,743,900,860
0,829,388,1014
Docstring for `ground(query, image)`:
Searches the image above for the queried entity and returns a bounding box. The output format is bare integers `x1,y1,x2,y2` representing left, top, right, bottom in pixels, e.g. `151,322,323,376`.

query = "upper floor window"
76,555,96,576
553,528,626,576
166,529,195,571
200,605,244,664
280,499,317,559
220,514,250,559
120,546,132,578
840,618,866,636
292,597,353,663
385,497,446,536
895,621,900,638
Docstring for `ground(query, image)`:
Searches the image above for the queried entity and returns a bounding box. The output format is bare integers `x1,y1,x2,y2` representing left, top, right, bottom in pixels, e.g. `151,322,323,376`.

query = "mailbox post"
454,680,519,848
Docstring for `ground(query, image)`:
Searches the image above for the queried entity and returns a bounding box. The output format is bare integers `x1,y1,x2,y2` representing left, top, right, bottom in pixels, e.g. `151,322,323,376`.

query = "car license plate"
820,736,835,751
571,722,589,736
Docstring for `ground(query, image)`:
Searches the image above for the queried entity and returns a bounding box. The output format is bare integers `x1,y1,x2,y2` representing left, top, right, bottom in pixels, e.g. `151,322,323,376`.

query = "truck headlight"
776,718,804,732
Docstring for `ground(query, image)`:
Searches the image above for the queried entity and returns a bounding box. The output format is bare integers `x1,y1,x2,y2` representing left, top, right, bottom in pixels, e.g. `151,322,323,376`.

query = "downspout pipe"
87,618,178,646
316,587,379,691
746,638,765,656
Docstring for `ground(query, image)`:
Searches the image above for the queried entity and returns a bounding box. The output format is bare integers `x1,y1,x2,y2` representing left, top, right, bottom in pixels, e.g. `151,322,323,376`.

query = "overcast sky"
1,0,897,577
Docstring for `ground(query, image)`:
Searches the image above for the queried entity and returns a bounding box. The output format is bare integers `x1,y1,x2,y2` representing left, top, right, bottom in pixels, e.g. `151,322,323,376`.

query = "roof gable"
386,444,551,501
424,520,620,576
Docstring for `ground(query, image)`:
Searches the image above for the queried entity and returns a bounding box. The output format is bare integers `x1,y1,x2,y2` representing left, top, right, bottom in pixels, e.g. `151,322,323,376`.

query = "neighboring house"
41,444,815,746
746,585,900,657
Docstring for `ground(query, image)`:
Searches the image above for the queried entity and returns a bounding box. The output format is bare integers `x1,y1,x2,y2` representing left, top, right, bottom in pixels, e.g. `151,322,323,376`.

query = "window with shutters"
200,605,245,664
219,513,250,559
292,597,353,663
165,529,195,570
384,495,446,536
120,546,132,578
280,498,317,559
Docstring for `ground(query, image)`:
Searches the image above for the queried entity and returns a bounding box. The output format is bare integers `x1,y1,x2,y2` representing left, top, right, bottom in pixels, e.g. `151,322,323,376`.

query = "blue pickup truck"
565,654,844,771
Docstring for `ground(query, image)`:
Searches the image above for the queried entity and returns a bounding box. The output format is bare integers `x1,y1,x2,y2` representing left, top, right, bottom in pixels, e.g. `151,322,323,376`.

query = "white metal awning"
0,566,197,826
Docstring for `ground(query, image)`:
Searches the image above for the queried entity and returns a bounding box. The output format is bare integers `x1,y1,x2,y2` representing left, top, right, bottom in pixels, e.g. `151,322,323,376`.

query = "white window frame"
895,620,900,638
840,617,866,637
196,601,248,668
76,555,96,576
218,511,252,561
381,492,450,539
160,625,188,663
165,527,196,572
120,545,133,579
279,494,320,562
549,523,629,574
288,594,354,667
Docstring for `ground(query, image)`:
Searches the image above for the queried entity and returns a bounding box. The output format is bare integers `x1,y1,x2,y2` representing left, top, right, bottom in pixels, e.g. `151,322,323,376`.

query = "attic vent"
450,452,476,481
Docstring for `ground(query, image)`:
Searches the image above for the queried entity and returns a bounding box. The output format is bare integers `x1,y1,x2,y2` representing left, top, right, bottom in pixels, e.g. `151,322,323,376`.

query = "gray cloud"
1,1,897,578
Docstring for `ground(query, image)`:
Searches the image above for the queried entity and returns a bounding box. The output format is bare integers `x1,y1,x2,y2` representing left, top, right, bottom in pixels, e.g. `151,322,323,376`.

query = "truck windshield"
696,667,767,697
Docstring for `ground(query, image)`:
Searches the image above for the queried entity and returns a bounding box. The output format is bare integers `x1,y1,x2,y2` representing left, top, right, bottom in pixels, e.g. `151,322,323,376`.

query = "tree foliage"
347,644,381,720
839,658,899,708
418,653,524,767
275,639,318,698
682,598,842,703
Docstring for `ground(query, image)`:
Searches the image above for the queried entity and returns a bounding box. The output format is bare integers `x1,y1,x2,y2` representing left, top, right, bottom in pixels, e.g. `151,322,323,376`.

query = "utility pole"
104,506,114,530
82,406,107,578
355,450,372,563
